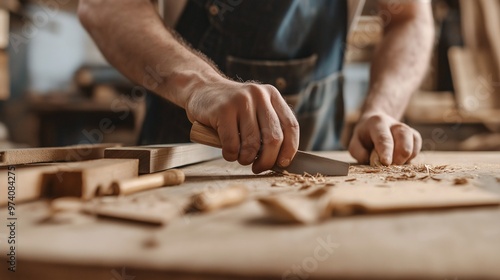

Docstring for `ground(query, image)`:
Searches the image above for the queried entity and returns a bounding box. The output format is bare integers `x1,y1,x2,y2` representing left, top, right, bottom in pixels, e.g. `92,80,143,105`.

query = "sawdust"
350,164,453,182
271,171,336,189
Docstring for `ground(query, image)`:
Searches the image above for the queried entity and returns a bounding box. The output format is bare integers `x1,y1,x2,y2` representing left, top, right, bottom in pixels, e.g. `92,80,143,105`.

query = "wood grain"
104,143,221,174
0,143,120,166
48,159,138,200
0,165,59,206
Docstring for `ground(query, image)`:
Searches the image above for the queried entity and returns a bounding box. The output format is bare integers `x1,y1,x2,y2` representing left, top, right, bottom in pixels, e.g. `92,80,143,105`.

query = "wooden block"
105,143,221,174
0,165,60,206
48,159,138,200
0,143,120,166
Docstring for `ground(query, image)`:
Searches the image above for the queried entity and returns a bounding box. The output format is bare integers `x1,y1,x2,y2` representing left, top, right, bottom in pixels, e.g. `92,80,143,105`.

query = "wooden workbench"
1,151,500,280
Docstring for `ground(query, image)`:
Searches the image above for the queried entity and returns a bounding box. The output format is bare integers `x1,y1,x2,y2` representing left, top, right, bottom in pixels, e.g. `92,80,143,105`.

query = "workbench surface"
1,151,500,280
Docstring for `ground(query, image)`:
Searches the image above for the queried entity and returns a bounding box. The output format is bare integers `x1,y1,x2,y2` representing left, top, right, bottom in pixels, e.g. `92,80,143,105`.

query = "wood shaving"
271,171,336,189
453,177,469,185
350,164,452,182
345,178,357,182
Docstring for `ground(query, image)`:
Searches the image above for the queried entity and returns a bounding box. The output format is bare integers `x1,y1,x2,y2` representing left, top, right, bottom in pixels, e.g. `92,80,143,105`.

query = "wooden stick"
101,169,185,196
0,143,120,166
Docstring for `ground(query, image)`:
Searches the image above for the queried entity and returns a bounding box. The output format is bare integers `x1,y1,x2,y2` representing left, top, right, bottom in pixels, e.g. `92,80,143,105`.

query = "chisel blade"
272,151,349,176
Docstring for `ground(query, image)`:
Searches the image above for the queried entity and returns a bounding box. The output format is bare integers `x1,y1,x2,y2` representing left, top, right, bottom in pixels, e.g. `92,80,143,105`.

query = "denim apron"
139,0,347,151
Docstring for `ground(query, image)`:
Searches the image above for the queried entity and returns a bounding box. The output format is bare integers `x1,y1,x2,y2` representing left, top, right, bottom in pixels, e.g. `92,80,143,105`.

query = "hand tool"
190,121,349,176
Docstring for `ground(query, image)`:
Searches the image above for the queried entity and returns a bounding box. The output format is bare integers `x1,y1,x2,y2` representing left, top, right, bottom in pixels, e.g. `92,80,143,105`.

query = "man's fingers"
238,109,261,166
270,87,299,168
252,98,283,174
217,117,240,162
390,124,414,165
409,128,422,162
369,117,394,166
348,133,370,164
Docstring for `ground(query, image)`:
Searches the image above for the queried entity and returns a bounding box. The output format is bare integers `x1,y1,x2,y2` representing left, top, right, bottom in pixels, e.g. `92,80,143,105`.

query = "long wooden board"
0,143,120,166
104,143,221,173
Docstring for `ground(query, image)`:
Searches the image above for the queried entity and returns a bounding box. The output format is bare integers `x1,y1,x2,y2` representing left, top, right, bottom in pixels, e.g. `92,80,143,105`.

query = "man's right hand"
184,74,299,174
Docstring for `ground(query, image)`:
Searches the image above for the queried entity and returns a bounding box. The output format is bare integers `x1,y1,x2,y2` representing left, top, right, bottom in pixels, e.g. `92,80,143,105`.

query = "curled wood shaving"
271,171,335,189
350,164,452,182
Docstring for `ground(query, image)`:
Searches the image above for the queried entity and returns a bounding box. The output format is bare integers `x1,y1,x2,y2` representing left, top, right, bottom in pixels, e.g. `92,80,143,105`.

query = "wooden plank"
480,0,500,84
0,143,120,166
104,143,221,174
48,159,138,200
0,51,8,100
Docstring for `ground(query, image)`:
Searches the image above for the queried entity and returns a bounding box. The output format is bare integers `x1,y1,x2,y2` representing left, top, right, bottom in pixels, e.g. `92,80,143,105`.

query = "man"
78,0,434,173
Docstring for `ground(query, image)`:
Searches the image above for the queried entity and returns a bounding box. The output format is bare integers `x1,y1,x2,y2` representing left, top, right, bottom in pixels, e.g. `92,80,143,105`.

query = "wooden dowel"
107,169,185,196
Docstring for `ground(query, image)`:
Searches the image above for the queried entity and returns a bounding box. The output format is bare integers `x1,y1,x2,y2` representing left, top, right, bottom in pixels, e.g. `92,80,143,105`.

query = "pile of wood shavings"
350,164,453,182
271,171,335,190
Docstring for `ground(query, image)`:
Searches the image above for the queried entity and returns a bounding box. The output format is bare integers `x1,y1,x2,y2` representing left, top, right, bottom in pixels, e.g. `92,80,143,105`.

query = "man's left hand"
348,112,422,166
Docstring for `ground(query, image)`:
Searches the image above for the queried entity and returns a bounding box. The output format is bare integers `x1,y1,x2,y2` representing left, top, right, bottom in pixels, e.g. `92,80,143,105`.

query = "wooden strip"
0,143,120,166
104,143,221,174
47,159,139,200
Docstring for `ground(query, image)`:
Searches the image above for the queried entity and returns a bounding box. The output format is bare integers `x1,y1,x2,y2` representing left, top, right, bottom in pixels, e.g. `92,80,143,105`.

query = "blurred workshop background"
0,0,498,151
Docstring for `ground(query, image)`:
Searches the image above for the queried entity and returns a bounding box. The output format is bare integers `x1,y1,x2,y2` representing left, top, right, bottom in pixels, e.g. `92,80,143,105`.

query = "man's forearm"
78,0,221,108
78,0,300,173
362,2,434,119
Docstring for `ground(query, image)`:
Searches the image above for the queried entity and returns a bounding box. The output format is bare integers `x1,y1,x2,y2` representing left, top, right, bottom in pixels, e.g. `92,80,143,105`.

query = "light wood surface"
49,159,139,200
0,143,119,166
0,152,499,279
105,143,221,173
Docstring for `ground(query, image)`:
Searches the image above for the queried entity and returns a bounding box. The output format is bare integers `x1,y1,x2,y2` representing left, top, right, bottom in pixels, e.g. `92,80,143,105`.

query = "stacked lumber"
449,0,500,124
0,6,9,100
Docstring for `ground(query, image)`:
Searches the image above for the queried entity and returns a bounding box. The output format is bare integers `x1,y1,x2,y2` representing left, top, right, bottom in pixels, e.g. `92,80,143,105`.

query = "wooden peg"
101,169,185,196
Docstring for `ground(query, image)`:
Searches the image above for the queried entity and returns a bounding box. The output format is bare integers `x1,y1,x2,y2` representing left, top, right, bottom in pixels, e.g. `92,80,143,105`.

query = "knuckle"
398,147,412,158
376,135,393,146
367,114,384,124
262,129,283,146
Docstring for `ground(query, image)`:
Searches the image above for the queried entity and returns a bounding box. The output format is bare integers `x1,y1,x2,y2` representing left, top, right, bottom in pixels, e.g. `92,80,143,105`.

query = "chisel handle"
109,169,185,196
190,121,222,148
